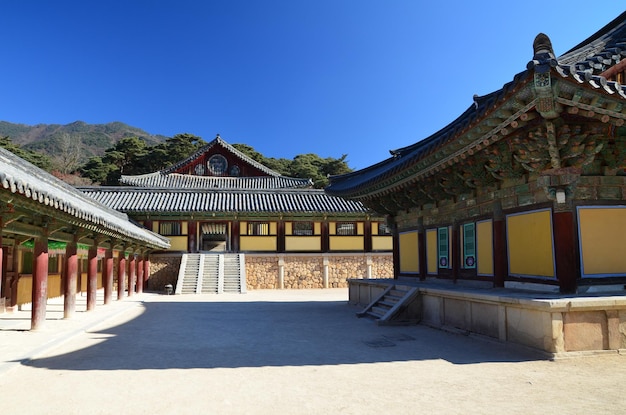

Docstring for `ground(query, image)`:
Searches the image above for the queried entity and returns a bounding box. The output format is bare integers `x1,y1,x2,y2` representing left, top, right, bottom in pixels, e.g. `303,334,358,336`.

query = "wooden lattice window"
378,222,392,235
336,222,356,236
293,222,314,236
159,221,182,236
248,222,270,236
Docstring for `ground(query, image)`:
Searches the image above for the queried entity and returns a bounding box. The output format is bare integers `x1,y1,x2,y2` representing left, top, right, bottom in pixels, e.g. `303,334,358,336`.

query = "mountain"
0,120,168,162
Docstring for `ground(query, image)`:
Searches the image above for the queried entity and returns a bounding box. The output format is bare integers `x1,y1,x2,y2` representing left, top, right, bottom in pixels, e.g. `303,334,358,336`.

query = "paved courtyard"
1,289,624,414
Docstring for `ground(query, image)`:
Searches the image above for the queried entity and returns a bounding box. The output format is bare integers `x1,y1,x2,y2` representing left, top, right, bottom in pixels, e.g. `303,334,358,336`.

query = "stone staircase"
175,253,246,294
357,285,421,325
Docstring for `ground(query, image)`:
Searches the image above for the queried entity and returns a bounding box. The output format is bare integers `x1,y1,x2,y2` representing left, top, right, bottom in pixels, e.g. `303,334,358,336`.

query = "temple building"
82,136,393,292
0,147,169,329
327,13,626,355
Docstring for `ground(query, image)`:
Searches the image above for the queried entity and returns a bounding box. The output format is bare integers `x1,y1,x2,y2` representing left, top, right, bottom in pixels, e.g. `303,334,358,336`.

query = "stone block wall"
148,254,182,292
246,255,280,289
149,252,393,292
246,253,393,290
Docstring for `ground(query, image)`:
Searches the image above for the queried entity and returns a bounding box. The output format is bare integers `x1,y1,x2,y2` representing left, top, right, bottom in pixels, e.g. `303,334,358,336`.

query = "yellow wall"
476,219,494,276
507,209,555,278
314,222,321,234
240,236,277,251
16,274,63,305
357,222,364,235
426,229,438,274
168,236,188,251
372,236,393,251
329,236,364,251
399,231,419,273
285,236,321,251
578,206,626,276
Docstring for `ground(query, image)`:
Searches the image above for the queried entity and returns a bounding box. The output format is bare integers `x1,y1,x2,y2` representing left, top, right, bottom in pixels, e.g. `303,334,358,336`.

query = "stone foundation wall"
149,252,393,292
148,254,182,292
349,279,626,356
246,253,393,290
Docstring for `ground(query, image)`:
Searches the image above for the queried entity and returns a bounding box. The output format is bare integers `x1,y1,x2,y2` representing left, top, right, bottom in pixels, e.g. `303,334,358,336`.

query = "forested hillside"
0,120,167,162
0,121,353,188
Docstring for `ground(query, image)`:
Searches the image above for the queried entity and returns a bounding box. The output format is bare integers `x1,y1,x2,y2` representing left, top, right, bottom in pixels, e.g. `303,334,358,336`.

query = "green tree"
0,136,52,170
79,157,114,184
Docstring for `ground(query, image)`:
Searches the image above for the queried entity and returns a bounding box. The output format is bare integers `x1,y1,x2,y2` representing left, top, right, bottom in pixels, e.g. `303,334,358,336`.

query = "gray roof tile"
0,148,169,249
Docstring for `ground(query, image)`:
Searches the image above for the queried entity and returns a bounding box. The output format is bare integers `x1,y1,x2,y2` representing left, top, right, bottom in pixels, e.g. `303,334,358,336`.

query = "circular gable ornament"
207,154,228,175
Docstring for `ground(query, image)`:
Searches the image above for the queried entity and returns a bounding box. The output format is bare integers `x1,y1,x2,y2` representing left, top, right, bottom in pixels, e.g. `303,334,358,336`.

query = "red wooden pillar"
188,221,197,253
553,210,577,293
493,202,507,288
143,255,150,288
418,226,427,281
451,222,460,283
103,247,114,304
128,254,136,296
364,221,372,253
231,221,240,252
392,226,400,279
86,245,98,311
31,235,49,330
277,221,285,253
321,221,329,253
0,218,4,304
117,253,126,300
63,239,78,318
136,256,144,294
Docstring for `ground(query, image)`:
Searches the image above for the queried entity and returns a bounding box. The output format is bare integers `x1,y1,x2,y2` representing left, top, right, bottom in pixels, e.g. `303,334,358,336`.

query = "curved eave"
81,187,372,216
326,70,533,199
0,148,169,249
120,172,313,189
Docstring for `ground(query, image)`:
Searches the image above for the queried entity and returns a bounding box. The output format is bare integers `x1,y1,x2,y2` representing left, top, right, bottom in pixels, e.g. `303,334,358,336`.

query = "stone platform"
349,278,626,358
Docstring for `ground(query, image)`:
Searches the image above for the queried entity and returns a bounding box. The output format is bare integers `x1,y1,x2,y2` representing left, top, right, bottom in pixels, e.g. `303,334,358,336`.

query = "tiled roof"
162,135,282,176
326,11,626,199
120,172,313,189
0,148,169,249
80,187,370,215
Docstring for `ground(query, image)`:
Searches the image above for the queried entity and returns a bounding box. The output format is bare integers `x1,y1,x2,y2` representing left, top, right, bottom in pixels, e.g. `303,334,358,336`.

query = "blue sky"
1,2,624,170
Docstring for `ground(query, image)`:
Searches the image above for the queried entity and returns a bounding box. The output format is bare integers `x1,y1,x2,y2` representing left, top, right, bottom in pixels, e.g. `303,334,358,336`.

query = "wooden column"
418,219,427,281
392,228,400,279
188,221,197,253
143,255,150,290
451,223,460,283
86,245,98,311
554,209,577,293
136,255,144,294
493,202,507,288
63,238,78,318
0,217,4,305
117,252,126,300
277,221,285,253
231,221,240,252
321,221,329,253
31,234,49,330
128,253,136,296
364,220,372,253
103,247,114,305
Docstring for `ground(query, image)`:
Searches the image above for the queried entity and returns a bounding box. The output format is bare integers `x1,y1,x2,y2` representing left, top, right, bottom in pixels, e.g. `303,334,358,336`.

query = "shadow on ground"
21,299,542,371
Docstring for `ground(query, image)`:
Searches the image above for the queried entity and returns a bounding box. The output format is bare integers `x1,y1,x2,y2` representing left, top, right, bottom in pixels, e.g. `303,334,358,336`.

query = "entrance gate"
201,222,228,252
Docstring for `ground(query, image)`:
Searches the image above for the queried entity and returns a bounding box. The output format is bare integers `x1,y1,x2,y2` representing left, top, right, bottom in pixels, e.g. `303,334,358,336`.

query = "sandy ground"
1,289,625,415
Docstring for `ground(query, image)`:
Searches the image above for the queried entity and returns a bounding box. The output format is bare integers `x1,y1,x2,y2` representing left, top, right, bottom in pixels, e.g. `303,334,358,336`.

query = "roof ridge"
160,135,284,177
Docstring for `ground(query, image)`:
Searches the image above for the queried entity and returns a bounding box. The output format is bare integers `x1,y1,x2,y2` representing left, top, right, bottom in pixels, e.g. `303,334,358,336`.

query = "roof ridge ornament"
529,33,561,119
527,33,559,73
